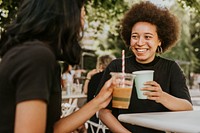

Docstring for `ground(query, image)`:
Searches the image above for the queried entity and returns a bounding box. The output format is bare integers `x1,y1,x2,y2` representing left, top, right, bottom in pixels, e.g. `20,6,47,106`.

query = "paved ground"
189,88,200,97
189,88,200,110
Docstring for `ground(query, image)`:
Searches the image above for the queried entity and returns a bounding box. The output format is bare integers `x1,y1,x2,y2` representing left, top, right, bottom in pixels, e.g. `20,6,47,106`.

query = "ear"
158,40,161,46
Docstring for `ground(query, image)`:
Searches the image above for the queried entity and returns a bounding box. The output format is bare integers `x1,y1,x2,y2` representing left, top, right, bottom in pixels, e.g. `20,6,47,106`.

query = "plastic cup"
111,72,135,109
132,70,154,99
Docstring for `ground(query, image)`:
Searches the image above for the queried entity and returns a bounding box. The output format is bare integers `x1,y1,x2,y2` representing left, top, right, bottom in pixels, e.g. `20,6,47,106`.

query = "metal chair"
86,112,109,133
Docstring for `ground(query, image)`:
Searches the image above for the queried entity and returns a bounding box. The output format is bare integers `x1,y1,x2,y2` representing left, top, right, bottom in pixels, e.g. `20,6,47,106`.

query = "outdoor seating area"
1,0,200,132
61,87,110,132
60,79,200,132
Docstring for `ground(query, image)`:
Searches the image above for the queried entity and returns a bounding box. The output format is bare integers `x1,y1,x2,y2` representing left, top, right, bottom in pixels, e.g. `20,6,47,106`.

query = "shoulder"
23,40,55,60
109,55,133,65
13,40,55,63
158,56,182,71
159,56,177,65
4,40,57,71
91,71,104,79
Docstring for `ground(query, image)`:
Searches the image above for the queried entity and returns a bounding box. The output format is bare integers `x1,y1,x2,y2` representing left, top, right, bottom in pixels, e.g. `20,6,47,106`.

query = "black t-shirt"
0,41,61,133
87,71,104,102
96,55,192,133
87,71,104,124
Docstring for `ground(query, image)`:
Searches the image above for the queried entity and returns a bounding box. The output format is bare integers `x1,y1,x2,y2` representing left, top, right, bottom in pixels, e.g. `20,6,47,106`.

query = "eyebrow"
131,32,154,36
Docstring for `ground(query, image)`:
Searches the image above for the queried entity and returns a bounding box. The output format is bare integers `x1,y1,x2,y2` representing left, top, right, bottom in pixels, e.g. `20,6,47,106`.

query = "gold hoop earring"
157,46,163,54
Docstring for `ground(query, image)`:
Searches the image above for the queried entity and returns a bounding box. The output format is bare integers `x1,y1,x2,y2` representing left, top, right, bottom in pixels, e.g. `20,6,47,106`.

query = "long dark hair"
0,0,85,65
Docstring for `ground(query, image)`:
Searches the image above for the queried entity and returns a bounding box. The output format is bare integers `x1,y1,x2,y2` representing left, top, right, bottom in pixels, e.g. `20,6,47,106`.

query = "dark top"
87,71,104,123
87,71,110,133
0,40,61,133
96,55,192,133
87,71,104,102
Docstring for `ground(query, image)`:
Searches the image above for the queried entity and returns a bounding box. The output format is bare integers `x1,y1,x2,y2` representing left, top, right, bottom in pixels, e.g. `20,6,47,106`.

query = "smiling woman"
95,1,193,133
130,22,161,64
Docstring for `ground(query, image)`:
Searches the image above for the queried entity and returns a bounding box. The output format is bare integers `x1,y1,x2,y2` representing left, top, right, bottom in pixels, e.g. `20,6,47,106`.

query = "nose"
137,37,144,46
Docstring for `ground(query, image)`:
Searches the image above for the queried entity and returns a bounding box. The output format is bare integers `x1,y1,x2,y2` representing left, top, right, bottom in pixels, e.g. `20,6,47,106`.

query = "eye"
131,34,138,40
145,35,153,40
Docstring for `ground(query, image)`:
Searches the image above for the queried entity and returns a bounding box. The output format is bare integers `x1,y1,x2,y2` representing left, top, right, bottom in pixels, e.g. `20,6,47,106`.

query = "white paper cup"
132,70,154,99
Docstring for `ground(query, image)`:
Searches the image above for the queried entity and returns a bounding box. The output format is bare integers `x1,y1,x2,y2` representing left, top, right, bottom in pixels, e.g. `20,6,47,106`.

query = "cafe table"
118,110,200,133
61,91,87,117
62,93,87,100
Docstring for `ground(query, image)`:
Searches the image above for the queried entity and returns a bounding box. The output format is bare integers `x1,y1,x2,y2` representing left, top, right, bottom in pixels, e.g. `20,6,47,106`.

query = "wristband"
86,77,90,80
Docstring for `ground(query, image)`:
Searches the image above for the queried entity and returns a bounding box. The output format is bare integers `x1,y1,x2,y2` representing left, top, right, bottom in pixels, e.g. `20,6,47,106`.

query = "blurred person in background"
61,63,86,90
83,54,115,133
83,54,116,99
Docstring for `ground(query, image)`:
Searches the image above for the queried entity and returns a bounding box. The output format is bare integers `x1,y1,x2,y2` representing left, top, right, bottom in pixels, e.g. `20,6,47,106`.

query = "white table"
118,110,200,133
62,91,87,106
62,93,87,100
61,92,87,117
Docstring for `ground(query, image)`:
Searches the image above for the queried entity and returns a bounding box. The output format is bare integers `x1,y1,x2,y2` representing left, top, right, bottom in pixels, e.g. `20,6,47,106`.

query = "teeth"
137,49,146,52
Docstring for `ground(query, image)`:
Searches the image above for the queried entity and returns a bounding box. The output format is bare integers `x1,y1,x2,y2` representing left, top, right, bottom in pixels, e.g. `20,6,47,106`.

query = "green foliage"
162,1,199,75
1,0,200,75
177,0,200,13
177,0,200,73
0,0,19,30
83,0,129,57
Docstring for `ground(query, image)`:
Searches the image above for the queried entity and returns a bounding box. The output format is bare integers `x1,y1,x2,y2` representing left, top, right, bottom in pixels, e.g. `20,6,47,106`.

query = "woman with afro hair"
96,1,193,133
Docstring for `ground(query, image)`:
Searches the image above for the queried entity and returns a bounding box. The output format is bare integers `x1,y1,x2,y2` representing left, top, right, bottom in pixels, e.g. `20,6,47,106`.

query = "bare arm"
83,78,90,94
99,109,131,133
15,100,47,133
142,81,193,111
54,78,113,133
83,69,99,94
153,92,193,111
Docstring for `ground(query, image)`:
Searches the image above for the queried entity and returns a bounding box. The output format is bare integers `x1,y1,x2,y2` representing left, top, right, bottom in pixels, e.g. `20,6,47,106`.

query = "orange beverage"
110,72,135,109
112,87,132,109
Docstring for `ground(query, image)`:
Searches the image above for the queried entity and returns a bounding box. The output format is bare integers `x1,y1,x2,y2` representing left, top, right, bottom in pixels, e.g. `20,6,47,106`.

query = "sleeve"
170,62,192,103
11,45,56,104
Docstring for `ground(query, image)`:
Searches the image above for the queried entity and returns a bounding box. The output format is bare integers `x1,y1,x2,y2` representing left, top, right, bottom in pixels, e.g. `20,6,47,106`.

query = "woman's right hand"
94,79,114,109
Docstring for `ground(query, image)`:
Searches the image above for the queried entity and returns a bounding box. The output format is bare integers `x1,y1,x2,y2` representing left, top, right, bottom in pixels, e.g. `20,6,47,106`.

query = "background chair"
85,112,109,133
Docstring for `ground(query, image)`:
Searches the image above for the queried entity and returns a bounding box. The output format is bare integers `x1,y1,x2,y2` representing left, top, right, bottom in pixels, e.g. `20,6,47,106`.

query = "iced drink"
111,72,135,109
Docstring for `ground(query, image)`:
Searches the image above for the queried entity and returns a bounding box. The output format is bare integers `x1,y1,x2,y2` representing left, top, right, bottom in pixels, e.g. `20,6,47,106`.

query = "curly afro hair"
121,1,180,53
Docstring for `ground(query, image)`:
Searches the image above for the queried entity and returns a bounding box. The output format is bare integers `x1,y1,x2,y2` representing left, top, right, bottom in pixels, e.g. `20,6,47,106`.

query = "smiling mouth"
136,48,148,53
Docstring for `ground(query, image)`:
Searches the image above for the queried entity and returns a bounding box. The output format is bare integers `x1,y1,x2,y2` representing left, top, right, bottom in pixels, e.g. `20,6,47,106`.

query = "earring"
129,46,132,51
157,46,163,54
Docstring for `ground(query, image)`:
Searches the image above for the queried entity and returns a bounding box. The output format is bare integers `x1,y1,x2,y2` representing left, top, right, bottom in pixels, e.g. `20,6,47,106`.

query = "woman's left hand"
141,81,193,111
141,81,164,103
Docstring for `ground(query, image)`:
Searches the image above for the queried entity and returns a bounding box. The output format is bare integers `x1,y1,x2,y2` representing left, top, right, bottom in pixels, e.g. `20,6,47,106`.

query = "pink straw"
122,50,125,73
122,50,125,86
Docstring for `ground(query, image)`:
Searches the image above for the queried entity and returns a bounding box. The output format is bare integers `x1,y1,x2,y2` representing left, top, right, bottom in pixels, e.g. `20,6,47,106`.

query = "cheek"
150,40,160,48
130,38,137,46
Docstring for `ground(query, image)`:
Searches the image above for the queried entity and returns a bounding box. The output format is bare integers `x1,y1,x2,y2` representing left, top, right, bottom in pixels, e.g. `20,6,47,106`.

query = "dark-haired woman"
96,1,193,133
0,0,113,133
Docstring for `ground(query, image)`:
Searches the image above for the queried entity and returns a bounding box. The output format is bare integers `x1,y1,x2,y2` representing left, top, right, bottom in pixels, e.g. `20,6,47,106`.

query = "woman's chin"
135,57,149,64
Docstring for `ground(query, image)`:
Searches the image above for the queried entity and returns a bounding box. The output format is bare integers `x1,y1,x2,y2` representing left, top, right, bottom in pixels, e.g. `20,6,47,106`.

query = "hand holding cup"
132,70,154,99
111,72,135,109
